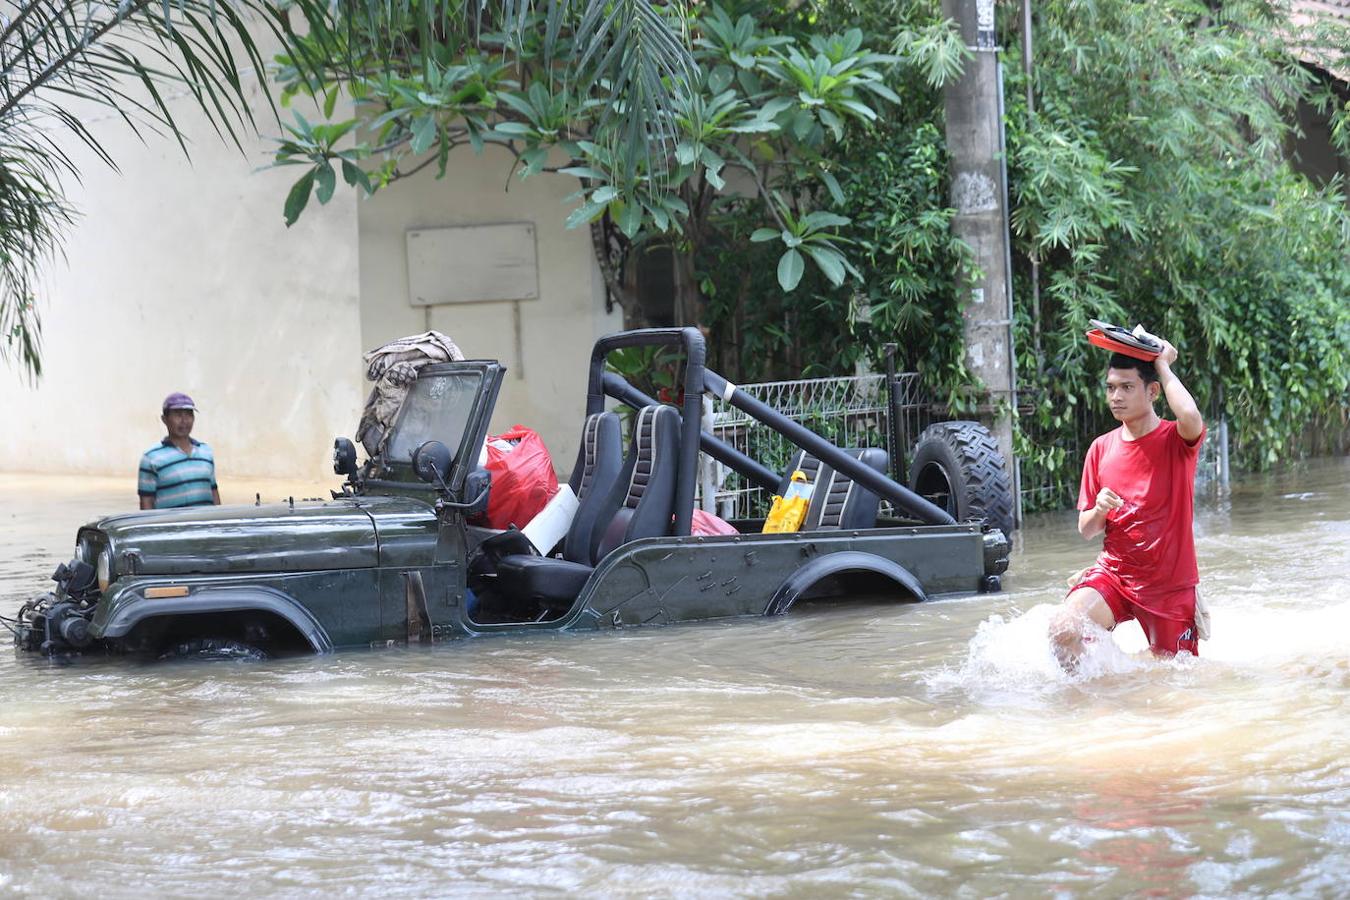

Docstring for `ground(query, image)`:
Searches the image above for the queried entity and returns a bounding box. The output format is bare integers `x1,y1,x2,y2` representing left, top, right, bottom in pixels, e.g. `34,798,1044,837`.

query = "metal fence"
1007,388,1099,514
702,373,916,519
699,372,1234,521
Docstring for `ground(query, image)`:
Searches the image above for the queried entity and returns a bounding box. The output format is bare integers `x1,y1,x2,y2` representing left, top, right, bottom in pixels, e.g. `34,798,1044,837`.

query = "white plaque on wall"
406,223,539,306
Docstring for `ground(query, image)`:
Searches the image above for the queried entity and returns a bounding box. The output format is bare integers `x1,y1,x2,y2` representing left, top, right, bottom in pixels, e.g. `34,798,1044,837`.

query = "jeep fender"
99,586,334,653
765,551,927,615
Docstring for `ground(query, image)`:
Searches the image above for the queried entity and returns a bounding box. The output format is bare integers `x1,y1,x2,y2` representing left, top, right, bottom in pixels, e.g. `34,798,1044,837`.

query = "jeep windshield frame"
372,361,504,493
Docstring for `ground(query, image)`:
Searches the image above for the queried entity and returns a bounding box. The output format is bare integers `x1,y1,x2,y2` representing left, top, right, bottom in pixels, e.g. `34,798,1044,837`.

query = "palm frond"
280,0,696,170
0,0,280,376
0,139,75,379
571,0,694,172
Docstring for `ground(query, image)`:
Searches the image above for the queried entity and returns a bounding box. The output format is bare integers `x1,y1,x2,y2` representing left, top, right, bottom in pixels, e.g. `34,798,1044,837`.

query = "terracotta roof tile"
1289,1,1350,80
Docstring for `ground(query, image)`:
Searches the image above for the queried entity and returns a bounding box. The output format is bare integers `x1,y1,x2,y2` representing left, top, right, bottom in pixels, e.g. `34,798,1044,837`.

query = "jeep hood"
89,496,433,575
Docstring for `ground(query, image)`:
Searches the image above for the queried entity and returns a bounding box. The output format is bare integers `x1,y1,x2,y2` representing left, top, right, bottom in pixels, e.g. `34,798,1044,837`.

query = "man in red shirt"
1050,338,1206,668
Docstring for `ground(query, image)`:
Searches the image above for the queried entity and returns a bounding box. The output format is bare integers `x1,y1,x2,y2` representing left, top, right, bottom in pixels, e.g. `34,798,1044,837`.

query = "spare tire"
909,421,1015,535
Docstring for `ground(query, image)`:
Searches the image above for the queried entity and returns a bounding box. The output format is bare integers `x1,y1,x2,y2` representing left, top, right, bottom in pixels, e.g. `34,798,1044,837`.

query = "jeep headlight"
96,547,113,592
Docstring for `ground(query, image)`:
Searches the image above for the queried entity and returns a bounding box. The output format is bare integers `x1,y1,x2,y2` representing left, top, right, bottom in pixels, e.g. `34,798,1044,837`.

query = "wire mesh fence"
1000,388,1099,514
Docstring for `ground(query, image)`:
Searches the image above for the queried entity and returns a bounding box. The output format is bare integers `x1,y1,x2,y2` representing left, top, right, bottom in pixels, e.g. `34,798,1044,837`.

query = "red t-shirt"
1077,419,1204,605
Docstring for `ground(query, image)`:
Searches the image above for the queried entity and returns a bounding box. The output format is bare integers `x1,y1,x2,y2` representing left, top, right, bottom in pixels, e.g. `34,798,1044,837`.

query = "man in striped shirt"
138,392,221,509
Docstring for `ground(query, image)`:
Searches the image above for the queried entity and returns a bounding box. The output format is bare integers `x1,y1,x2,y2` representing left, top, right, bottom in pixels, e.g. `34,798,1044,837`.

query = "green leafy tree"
695,1,975,384
697,0,1348,503
0,0,279,377
268,1,898,329
1004,0,1350,489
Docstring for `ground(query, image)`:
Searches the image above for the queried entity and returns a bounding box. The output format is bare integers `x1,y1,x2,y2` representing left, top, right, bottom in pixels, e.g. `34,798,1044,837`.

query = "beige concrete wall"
1,65,615,488
356,144,621,476
0,71,366,491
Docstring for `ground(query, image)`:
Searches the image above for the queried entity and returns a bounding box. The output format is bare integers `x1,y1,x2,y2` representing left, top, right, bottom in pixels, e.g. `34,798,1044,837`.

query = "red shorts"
1070,567,1199,657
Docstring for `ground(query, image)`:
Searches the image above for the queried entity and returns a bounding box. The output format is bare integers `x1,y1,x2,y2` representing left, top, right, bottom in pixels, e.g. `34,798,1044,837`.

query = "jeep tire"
160,638,269,662
909,421,1015,535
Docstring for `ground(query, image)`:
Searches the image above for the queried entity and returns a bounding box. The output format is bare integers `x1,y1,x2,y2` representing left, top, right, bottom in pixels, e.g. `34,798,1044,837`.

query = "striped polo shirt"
138,438,217,508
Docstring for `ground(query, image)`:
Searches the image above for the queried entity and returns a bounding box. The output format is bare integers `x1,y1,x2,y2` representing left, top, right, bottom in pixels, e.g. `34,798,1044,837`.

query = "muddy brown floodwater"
0,460,1347,897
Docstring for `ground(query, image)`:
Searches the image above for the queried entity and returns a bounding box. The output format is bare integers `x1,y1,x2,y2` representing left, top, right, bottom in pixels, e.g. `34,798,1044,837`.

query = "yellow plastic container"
763,469,814,533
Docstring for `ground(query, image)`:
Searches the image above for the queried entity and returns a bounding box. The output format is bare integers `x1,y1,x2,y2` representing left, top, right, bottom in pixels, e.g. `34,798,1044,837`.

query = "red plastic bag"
479,425,559,529
691,509,738,536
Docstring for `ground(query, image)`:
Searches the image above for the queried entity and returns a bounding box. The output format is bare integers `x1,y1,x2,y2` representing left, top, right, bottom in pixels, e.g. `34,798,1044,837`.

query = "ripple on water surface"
0,460,1347,896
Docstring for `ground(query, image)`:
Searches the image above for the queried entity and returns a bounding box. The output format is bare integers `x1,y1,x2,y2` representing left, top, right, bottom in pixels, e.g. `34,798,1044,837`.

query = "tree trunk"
590,219,636,323
671,243,701,331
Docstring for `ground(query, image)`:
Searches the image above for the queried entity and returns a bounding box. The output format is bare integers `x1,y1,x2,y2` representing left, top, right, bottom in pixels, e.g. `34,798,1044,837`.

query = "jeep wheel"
910,421,1015,535
160,638,269,662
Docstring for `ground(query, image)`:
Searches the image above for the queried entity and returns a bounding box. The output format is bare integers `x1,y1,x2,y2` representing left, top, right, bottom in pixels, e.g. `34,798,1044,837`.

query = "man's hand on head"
1135,326,1177,366
1155,338,1178,367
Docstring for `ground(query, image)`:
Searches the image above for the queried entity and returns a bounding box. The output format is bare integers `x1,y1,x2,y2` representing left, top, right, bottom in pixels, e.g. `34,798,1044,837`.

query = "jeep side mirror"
333,438,359,477
414,443,490,515
412,440,453,487
459,468,491,517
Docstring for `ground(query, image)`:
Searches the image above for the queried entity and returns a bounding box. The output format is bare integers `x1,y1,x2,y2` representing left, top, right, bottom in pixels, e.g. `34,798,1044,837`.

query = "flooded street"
1,460,1346,896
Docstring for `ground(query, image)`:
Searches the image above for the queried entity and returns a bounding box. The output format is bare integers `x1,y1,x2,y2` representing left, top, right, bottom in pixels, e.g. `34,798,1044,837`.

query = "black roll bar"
587,328,956,532
586,328,706,537
601,372,780,492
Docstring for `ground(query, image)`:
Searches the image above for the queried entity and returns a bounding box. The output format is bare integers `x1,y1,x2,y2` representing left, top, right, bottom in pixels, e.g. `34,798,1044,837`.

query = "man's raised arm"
1154,340,1204,442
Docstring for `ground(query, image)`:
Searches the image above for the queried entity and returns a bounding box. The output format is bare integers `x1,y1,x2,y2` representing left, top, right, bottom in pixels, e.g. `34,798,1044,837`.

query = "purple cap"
162,392,197,412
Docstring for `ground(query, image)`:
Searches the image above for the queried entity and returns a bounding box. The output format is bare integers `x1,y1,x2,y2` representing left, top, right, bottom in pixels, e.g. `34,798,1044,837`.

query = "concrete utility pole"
941,0,1020,522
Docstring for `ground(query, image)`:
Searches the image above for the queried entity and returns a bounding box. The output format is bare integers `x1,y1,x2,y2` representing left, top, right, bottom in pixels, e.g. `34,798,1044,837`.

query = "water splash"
926,603,1154,704
929,589,1350,706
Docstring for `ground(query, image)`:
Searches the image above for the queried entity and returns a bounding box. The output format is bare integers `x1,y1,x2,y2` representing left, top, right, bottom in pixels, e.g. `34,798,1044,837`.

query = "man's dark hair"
1106,353,1158,385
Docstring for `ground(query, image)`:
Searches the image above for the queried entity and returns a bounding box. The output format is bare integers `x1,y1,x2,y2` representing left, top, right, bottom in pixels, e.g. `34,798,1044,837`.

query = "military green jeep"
15,328,1011,661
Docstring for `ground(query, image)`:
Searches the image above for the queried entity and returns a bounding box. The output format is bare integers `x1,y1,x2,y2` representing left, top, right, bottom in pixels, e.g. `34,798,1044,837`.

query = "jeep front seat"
467,410,623,578
493,404,680,609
